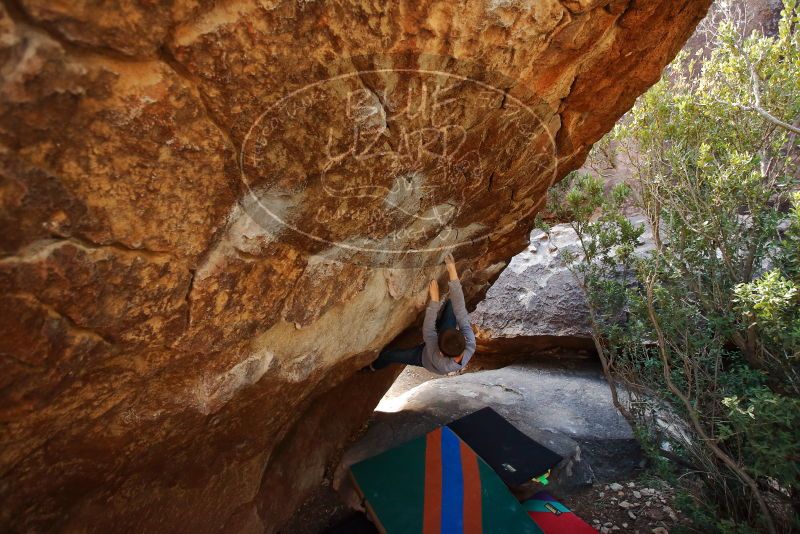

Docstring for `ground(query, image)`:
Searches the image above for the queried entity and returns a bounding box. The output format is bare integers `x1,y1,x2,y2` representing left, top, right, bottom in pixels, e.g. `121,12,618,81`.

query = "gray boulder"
471,216,654,365
473,224,592,339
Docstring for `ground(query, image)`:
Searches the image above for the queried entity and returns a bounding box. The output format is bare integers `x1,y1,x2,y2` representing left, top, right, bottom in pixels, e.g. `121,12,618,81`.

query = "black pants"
372,300,457,369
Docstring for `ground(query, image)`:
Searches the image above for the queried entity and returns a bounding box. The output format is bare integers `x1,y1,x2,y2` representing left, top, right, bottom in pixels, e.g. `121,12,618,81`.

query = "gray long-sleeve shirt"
421,279,477,374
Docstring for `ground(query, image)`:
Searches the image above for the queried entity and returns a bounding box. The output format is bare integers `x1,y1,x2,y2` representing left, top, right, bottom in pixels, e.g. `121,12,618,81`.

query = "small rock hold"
633,490,641,499
622,523,628,529
652,528,669,534
627,482,635,488
628,511,637,520
618,501,633,509
609,483,623,491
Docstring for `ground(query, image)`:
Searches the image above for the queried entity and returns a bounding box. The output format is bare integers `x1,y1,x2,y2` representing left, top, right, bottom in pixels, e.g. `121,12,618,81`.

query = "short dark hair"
439,328,466,358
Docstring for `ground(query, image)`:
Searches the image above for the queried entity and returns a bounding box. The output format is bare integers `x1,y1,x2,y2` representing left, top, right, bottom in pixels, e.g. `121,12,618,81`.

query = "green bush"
544,2,800,531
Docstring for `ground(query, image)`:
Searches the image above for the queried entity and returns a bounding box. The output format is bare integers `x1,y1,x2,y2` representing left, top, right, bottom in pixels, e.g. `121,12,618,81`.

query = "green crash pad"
350,426,543,534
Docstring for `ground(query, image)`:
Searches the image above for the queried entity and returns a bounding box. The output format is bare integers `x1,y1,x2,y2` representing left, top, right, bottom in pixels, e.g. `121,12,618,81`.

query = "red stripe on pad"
423,428,443,534
459,440,483,534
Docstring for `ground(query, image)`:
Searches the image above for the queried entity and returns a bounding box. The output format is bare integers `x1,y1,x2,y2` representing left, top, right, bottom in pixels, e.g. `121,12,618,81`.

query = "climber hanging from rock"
368,252,476,374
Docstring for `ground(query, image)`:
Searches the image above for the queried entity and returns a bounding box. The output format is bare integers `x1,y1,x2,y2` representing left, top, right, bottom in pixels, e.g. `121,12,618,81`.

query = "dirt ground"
279,483,351,534
280,472,689,533
568,475,689,533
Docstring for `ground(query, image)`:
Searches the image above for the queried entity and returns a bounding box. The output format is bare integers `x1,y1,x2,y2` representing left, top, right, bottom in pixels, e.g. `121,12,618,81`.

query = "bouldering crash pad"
522,491,595,533
350,426,543,534
447,407,562,487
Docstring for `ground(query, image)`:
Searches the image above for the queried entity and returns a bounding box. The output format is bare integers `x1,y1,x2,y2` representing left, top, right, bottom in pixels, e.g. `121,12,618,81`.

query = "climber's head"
439,328,466,358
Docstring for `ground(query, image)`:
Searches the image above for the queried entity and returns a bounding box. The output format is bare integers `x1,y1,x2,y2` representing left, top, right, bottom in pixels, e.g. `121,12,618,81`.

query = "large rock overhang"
0,0,711,532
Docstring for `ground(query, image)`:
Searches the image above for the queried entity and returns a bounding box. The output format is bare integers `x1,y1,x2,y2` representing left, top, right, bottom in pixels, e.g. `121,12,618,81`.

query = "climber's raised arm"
422,279,441,349
444,254,476,360
445,252,459,282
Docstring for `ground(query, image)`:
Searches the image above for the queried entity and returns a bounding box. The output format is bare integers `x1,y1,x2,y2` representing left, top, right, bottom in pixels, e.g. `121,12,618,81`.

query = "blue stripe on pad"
440,427,464,534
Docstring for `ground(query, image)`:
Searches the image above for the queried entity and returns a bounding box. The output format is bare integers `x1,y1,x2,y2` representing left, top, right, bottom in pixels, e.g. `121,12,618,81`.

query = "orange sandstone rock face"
0,1,710,532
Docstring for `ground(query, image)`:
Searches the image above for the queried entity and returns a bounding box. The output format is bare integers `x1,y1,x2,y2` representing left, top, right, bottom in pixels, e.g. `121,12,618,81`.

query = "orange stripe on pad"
460,440,483,534
423,428,443,534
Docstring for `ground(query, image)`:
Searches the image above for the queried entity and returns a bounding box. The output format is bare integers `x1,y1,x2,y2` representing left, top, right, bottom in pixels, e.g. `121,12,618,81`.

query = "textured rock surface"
0,1,710,532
